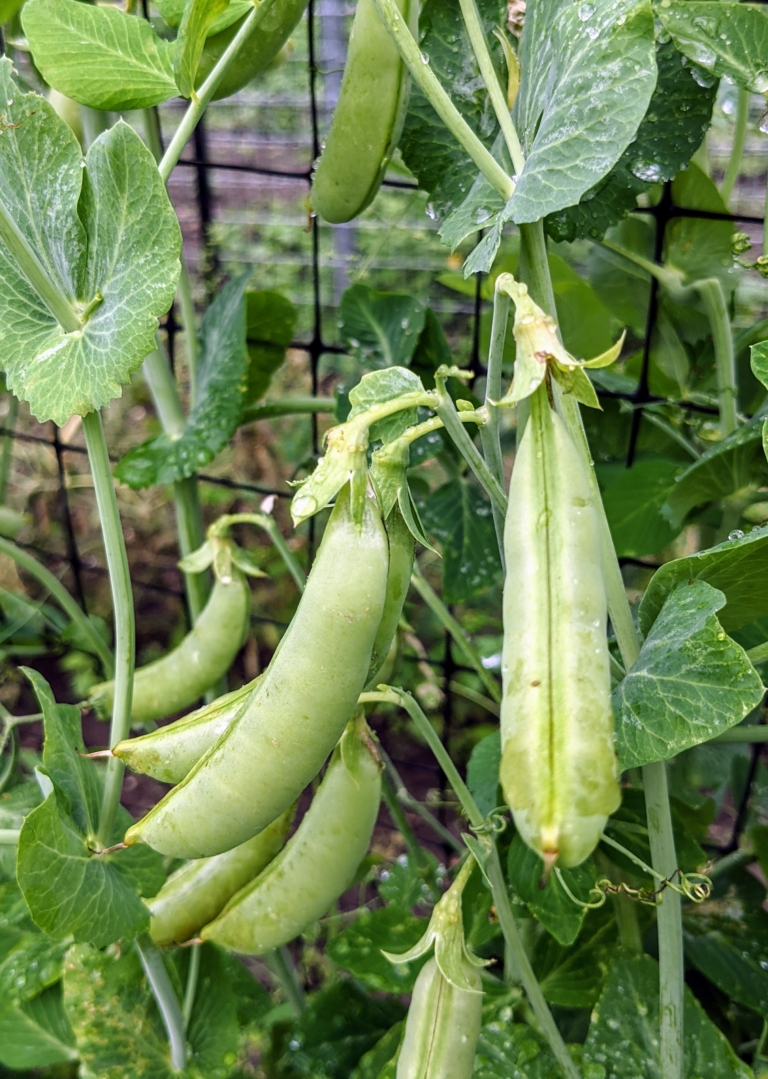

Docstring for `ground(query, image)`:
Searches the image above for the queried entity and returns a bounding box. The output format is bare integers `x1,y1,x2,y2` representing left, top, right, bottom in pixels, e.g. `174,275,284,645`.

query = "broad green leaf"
533,906,617,1008
181,945,241,1077
587,217,653,334
0,986,77,1071
350,1024,403,1079
466,731,501,818
0,67,180,425
419,478,501,603
638,524,768,634
23,0,177,109
0,930,68,1005
474,1021,561,1078
658,1,768,94
114,273,251,489
583,953,752,1078
339,284,425,370
506,834,597,946
509,0,656,223
377,850,442,909
326,907,428,994
546,41,716,242
665,419,767,527
174,0,230,99
685,918,768,1021
399,0,505,217
348,366,425,444
599,457,681,557
245,289,297,403
614,581,763,770
158,0,251,33
63,943,176,1078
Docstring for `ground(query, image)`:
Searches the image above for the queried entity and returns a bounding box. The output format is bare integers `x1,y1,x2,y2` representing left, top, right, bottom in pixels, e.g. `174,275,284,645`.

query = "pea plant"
1,0,768,1074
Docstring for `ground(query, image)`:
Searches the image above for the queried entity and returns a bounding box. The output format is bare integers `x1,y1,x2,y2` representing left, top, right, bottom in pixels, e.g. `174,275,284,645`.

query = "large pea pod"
396,957,482,1079
194,0,310,100
368,505,413,686
89,570,251,727
201,716,381,954
125,483,388,858
148,807,292,947
112,676,261,785
310,0,419,224
500,385,620,869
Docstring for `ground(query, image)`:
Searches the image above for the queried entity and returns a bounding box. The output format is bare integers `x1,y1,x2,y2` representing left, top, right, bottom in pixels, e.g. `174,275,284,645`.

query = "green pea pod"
113,676,262,785
396,957,482,1079
194,0,309,100
201,716,381,953
500,385,621,869
148,806,292,946
125,483,388,858
368,505,413,685
89,571,251,727
310,0,419,223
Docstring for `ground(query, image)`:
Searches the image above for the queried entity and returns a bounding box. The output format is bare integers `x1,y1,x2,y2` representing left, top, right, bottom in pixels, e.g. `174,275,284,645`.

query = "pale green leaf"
348,365,425,444
174,0,230,99
466,731,501,819
614,581,764,770
157,0,251,33
339,284,426,370
245,288,297,403
599,457,681,557
474,1021,562,1078
658,1,768,94
752,340,768,392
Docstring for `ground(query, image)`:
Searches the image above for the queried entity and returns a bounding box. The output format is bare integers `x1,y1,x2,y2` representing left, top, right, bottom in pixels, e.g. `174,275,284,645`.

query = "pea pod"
310,0,418,223
500,384,620,869
113,676,261,785
396,957,482,1079
89,568,251,727
368,505,413,685
125,483,389,858
201,715,381,954
148,807,292,947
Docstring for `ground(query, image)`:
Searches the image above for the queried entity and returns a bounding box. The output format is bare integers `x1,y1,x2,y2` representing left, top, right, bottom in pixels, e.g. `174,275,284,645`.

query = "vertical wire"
194,118,220,292
51,426,87,610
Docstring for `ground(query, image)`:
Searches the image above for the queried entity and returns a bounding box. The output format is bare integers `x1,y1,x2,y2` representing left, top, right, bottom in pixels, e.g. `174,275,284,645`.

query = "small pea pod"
201,715,381,953
112,676,261,785
125,483,388,858
500,384,620,869
310,0,419,223
368,504,414,686
148,806,292,946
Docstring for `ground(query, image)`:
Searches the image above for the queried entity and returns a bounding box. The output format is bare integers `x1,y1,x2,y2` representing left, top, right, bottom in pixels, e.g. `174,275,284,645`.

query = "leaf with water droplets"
418,477,502,603
659,1,768,94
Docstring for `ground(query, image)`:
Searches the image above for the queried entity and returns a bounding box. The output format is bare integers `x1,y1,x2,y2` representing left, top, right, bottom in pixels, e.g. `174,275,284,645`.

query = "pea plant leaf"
658,1,768,95
598,457,681,558
507,834,598,946
348,366,426,444
533,907,617,1008
327,907,429,995
614,581,764,771
115,273,251,489
474,1021,560,1078
158,0,251,33
545,42,716,243
339,284,426,371
0,64,181,426
639,526,768,636
175,945,241,1076
466,731,501,818
509,0,657,224
23,0,178,110
174,0,230,99
244,289,298,405
666,165,736,295
684,909,768,1021
583,953,752,1078
0,986,77,1072
419,477,502,603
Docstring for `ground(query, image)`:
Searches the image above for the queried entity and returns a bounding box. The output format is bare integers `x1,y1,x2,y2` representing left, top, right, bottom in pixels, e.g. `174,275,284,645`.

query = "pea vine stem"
481,283,512,562
721,88,749,207
136,935,187,1071
434,375,508,514
362,687,579,1079
82,411,135,849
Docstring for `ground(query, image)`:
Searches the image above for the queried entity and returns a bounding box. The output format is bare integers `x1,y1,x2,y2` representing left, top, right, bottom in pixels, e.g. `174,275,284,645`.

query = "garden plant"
1,0,768,1075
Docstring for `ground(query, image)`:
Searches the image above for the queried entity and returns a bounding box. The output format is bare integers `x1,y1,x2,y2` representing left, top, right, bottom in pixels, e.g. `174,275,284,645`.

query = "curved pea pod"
201,716,381,953
310,0,419,223
368,505,413,686
112,676,262,785
500,386,621,869
195,0,309,100
148,806,292,946
396,957,482,1079
89,570,251,727
125,483,388,858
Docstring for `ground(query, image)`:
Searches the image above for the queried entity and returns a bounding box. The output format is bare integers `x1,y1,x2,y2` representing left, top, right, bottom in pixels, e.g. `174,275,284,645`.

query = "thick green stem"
410,563,501,704
721,88,749,206
369,0,515,201
481,285,511,561
714,725,768,742
0,394,19,503
264,946,306,1014
363,687,578,1079
747,641,768,665
697,277,738,436
83,411,135,847
241,396,336,423
0,536,114,676
136,935,187,1071
182,943,202,1030
457,0,525,174
434,384,507,515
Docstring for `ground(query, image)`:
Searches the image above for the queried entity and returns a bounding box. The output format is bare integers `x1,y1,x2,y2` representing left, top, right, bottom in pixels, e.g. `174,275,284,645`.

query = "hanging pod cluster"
497,275,624,869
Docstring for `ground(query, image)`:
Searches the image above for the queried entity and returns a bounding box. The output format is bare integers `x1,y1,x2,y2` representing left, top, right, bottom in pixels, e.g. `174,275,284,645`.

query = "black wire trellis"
0,7,764,852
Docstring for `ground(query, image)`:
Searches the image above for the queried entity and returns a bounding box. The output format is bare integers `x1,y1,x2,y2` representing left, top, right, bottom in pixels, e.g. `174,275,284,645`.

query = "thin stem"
263,947,306,1014
410,563,501,704
708,847,753,879
142,346,186,436
362,686,579,1079
641,409,700,460
241,396,336,423
0,394,19,502
379,747,464,852
480,284,511,562
219,513,306,593
158,1,276,183
0,536,113,676
182,943,202,1030
434,381,508,515
697,278,738,436
721,88,749,206
714,725,768,743
457,0,525,174
136,935,187,1071
449,679,499,717
369,0,515,201
0,195,81,334
83,411,135,848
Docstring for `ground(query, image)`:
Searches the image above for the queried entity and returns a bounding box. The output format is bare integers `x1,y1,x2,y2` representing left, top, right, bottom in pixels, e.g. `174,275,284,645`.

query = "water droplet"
474,206,492,223
630,159,664,182
728,529,744,540
578,2,595,18
420,51,429,64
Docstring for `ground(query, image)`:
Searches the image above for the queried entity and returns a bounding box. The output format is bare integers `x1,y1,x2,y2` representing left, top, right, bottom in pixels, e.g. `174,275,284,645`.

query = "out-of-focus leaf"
599,457,681,557
466,732,501,819
339,285,425,370
507,834,598,946
327,907,428,995
419,478,502,603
